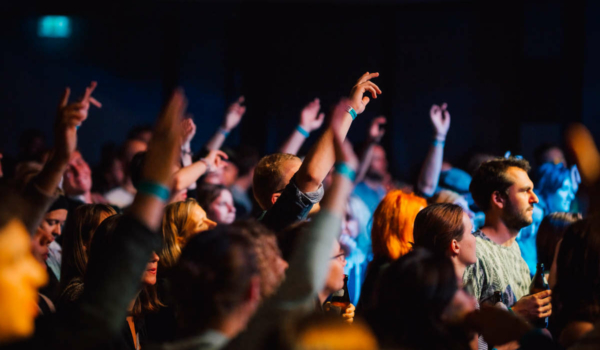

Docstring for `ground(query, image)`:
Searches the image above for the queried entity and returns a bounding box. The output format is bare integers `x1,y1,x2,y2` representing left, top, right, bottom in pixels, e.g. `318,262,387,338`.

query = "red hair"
371,190,427,260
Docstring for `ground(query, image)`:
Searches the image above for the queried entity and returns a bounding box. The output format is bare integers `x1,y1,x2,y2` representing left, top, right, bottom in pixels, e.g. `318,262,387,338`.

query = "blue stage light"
38,16,71,38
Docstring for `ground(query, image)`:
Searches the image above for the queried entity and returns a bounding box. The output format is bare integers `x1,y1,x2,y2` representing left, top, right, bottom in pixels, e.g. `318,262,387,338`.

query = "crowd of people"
1,71,600,350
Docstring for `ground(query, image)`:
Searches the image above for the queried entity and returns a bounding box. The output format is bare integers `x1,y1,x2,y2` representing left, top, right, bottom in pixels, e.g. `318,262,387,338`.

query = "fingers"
89,97,102,108
215,150,229,160
373,116,387,125
356,72,380,84
364,85,379,99
441,102,448,110
238,96,245,104
59,87,71,108
534,289,552,299
362,96,370,107
82,81,97,103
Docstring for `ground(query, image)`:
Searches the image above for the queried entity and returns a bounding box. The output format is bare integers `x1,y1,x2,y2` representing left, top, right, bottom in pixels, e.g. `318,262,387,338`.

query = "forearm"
417,142,444,197
204,129,227,151
172,161,208,191
355,143,376,184
33,155,69,196
296,114,353,193
279,129,307,155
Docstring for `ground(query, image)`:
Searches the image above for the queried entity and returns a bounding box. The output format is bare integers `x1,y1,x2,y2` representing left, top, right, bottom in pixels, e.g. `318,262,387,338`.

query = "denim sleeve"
260,174,324,232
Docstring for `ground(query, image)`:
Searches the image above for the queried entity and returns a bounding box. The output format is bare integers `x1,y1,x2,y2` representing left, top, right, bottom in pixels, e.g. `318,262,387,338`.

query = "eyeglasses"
331,253,346,263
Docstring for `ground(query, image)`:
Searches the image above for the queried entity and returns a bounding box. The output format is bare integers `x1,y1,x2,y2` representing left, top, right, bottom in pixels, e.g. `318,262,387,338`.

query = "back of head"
171,226,258,333
230,220,284,299
160,198,216,270
536,212,581,268
413,203,465,258
253,153,301,210
369,248,458,349
223,146,260,178
371,190,427,260
554,217,600,328
469,157,531,212
283,313,378,350
60,204,117,292
129,151,146,190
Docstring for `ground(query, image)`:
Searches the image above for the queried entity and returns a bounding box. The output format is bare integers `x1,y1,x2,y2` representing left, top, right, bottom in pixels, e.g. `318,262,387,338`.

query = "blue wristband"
346,106,358,120
296,125,310,138
219,127,230,137
137,181,170,202
334,162,356,182
433,139,445,147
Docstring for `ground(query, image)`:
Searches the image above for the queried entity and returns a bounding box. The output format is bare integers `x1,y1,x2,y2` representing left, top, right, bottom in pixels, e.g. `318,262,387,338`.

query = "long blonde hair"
371,190,427,260
160,198,216,269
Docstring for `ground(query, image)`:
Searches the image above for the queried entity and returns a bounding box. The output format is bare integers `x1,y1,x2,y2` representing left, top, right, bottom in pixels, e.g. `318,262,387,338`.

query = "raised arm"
417,103,450,197
279,98,325,155
204,96,246,151
22,82,101,233
171,149,228,192
355,116,386,184
180,116,196,167
64,90,185,349
295,72,381,193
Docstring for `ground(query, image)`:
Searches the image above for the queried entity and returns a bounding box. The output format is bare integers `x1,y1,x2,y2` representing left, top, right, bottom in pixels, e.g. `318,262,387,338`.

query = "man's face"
63,151,92,195
366,145,388,181
501,167,539,230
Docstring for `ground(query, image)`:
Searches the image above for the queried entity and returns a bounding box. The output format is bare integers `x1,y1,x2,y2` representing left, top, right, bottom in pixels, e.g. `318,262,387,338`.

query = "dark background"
2,0,599,182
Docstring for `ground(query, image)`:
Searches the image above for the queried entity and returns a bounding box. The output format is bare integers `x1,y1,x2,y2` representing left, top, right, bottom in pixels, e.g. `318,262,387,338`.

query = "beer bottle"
529,263,549,328
329,275,351,315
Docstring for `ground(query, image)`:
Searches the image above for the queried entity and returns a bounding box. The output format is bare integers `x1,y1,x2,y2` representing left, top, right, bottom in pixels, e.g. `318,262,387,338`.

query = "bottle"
529,263,549,328
329,275,351,316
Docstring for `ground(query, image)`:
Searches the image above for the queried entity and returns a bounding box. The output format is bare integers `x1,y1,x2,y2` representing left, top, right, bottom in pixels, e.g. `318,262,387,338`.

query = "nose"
52,224,61,237
531,191,539,204
150,251,159,262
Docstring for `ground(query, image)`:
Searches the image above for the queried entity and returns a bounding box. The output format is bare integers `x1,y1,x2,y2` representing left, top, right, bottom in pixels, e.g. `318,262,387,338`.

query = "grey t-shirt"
463,230,531,307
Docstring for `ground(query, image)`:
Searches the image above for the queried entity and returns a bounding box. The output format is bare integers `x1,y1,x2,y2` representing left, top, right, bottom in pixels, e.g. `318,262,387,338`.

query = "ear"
491,191,506,209
449,239,460,257
271,192,282,206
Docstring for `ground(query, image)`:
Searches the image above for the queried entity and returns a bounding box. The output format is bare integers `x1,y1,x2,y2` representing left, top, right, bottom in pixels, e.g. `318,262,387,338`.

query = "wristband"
433,139,445,147
199,158,216,173
137,181,170,202
334,162,356,182
296,125,310,138
346,106,358,120
219,127,230,137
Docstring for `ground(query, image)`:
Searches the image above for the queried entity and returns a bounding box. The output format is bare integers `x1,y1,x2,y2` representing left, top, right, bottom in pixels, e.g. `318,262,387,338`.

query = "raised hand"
181,116,197,146
300,98,325,133
55,81,102,160
348,72,382,115
222,96,246,132
430,103,451,140
368,116,387,143
203,149,229,172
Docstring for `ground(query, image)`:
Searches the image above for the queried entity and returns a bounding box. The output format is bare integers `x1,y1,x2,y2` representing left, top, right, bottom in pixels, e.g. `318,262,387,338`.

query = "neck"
80,191,92,204
234,175,252,191
212,309,249,339
364,177,382,188
122,178,137,194
318,290,330,306
481,214,520,247
451,257,467,285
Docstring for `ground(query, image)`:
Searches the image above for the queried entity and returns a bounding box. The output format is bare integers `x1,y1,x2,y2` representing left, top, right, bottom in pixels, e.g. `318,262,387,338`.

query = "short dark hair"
223,146,260,178
171,227,258,332
469,157,531,211
413,203,465,258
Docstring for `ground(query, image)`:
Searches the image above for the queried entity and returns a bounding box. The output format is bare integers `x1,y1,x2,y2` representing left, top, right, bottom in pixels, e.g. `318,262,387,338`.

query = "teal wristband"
296,125,310,138
433,139,445,147
137,181,170,202
346,106,358,120
334,162,356,182
219,127,230,137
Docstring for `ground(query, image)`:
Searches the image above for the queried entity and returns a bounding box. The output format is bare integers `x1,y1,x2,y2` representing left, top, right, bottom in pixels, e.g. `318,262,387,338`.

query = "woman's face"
341,204,359,240
209,190,236,225
0,220,48,342
324,241,347,295
457,212,477,267
31,209,68,264
546,178,575,213
142,252,159,286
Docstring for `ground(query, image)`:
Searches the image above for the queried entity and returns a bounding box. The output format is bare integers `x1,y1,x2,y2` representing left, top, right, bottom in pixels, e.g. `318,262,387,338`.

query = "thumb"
362,96,370,107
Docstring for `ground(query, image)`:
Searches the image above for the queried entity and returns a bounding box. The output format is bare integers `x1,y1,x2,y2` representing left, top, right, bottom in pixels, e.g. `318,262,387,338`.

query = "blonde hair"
371,190,427,260
253,153,301,210
160,198,216,269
